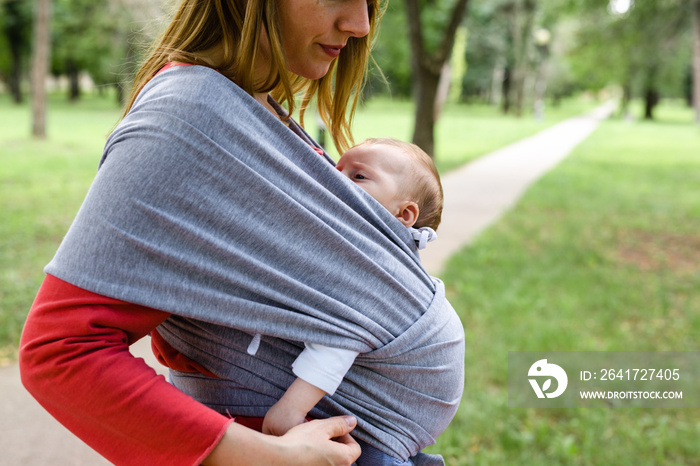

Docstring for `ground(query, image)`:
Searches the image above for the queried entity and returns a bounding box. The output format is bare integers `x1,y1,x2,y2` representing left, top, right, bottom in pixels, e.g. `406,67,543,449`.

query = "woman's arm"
263,343,358,436
19,275,361,465
19,274,233,465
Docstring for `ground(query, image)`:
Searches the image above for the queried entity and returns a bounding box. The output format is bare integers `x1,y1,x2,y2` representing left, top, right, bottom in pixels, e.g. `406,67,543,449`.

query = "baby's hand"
263,378,327,436
263,398,308,436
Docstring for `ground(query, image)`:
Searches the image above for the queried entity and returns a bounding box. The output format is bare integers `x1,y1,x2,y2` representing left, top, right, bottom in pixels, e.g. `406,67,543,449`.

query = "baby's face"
336,143,410,216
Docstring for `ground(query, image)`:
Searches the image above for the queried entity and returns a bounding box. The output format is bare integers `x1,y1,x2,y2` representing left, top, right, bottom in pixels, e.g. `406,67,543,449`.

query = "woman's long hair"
123,0,384,152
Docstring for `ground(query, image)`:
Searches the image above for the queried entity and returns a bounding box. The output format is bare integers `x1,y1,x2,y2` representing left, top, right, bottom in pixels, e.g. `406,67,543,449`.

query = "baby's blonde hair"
360,138,443,231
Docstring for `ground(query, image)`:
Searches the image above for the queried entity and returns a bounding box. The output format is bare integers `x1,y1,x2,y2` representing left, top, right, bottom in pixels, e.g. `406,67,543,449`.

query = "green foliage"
459,0,560,113
0,0,33,93
460,0,510,101
418,0,466,54
367,1,412,97
368,0,471,98
429,101,700,464
51,0,131,87
564,0,693,102
0,0,32,63
456,0,696,116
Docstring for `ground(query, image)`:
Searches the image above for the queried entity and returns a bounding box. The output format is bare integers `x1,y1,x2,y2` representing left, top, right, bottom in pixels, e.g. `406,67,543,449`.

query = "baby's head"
336,138,443,230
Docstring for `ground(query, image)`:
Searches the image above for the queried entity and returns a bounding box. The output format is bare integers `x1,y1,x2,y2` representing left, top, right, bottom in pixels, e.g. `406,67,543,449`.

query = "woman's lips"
321,45,343,58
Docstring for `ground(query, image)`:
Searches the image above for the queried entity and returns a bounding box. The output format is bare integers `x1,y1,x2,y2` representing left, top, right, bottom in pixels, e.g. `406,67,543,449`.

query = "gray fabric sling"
46,65,464,463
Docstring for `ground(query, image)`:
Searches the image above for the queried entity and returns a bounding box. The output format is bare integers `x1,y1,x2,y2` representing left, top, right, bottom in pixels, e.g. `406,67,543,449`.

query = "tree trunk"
621,81,632,119
115,82,124,106
501,66,512,114
686,66,694,108
9,44,23,104
31,0,52,139
644,87,659,120
510,6,525,117
67,58,81,101
412,66,441,158
693,0,700,122
405,0,470,158
4,0,27,104
508,0,537,117
490,62,505,106
434,62,452,121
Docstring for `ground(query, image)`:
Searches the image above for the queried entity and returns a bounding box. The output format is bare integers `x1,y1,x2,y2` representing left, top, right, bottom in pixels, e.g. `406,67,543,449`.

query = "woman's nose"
338,0,371,38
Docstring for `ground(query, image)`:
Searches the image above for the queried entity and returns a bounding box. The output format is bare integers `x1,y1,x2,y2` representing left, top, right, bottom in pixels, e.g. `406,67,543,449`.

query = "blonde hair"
123,0,384,152
360,138,443,231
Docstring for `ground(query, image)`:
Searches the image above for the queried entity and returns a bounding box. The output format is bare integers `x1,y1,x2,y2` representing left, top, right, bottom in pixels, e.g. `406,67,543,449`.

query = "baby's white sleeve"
292,343,359,395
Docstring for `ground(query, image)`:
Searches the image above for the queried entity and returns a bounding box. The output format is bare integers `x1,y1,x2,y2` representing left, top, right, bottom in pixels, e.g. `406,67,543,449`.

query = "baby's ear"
395,201,419,227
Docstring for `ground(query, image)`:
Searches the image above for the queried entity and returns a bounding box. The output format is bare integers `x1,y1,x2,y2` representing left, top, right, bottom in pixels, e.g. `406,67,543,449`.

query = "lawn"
428,101,700,465
0,94,121,363
0,91,591,362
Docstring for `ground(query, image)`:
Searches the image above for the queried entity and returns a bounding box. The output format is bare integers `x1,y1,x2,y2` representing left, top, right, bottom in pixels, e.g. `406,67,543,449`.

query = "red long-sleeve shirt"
19,274,235,465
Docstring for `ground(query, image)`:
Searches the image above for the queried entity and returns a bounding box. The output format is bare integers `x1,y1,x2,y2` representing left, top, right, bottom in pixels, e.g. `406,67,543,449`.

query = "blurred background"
2,0,698,142
1,0,699,464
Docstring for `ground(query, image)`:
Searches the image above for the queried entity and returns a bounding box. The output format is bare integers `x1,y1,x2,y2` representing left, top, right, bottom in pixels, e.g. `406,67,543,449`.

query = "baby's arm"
263,344,358,436
263,378,326,436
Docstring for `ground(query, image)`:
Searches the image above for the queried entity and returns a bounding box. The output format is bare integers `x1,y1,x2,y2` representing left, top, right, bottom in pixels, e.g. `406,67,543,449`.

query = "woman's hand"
275,416,361,465
203,415,361,466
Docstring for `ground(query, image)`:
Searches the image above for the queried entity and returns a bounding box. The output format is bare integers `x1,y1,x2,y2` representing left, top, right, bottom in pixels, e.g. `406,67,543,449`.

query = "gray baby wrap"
45,66,465,462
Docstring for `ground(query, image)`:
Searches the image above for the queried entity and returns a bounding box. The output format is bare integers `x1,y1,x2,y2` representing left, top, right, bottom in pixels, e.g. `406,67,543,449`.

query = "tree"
460,2,509,105
405,0,470,158
693,0,700,122
0,0,33,103
563,0,692,120
108,0,166,105
31,0,51,139
366,1,413,98
461,0,542,115
46,0,163,103
509,0,538,116
51,0,126,101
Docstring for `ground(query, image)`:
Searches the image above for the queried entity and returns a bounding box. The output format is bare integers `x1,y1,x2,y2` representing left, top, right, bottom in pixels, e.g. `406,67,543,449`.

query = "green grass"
427,101,700,465
0,93,122,361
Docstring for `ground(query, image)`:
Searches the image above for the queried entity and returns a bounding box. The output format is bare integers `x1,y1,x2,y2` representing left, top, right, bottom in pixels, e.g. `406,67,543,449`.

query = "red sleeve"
19,274,233,466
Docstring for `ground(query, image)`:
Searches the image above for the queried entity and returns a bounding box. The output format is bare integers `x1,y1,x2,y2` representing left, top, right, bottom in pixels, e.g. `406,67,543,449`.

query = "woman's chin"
292,64,333,81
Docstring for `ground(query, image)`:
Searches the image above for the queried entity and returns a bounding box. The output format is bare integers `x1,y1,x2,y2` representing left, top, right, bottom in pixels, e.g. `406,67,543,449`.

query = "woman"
19,1,463,465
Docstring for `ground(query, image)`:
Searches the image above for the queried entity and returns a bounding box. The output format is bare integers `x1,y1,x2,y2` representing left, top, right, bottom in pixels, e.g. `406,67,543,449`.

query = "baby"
262,138,445,446
335,137,442,234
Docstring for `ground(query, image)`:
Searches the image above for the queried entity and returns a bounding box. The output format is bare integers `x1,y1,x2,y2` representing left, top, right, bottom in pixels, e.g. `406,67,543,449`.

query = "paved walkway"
421,101,615,275
0,102,614,465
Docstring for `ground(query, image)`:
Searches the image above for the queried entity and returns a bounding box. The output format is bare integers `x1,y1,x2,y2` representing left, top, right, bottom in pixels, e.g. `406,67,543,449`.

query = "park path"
421,101,615,275
0,102,614,465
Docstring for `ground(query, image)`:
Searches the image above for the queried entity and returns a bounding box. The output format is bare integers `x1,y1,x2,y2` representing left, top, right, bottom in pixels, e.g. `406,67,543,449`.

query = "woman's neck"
255,93,290,126
197,45,282,121
254,92,271,111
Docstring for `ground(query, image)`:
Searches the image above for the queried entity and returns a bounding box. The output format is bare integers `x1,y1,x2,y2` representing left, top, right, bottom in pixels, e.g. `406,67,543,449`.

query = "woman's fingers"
327,415,358,440
284,416,361,465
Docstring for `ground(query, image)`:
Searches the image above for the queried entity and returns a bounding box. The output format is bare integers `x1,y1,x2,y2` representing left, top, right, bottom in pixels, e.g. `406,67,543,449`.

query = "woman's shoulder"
112,65,297,156
128,65,276,133
140,65,245,109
